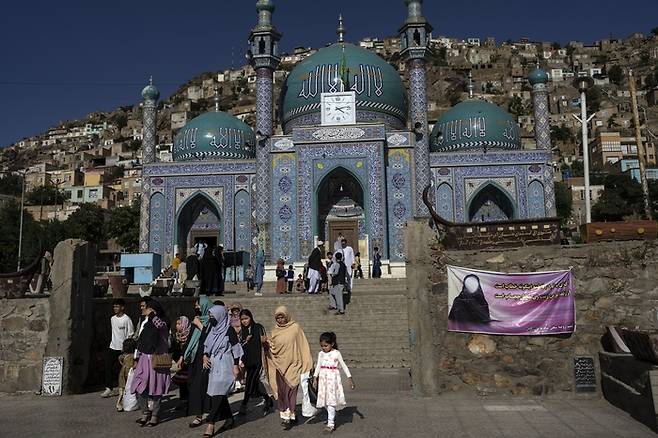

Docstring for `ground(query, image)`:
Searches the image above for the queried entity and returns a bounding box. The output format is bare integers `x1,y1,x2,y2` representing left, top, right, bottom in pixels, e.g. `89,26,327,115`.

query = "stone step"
223,290,411,369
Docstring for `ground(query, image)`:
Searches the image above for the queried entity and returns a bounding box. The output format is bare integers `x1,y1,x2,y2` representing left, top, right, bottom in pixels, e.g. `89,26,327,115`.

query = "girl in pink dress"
312,332,355,434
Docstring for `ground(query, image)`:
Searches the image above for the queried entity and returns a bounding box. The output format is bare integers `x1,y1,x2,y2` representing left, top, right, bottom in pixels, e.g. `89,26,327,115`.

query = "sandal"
202,427,215,438
146,416,159,427
136,412,151,426
189,417,204,428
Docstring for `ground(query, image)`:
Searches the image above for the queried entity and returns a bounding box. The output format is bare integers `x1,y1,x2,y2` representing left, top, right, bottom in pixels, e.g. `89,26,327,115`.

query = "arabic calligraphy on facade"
297,64,385,100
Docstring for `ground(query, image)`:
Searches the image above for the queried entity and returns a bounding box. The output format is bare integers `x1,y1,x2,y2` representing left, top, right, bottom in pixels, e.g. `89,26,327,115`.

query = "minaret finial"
337,14,346,43
214,85,220,112
467,70,475,98
149,75,153,86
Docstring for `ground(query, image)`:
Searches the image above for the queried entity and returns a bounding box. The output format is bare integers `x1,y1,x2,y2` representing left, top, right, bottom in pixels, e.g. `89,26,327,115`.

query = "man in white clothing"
101,298,134,398
340,238,355,291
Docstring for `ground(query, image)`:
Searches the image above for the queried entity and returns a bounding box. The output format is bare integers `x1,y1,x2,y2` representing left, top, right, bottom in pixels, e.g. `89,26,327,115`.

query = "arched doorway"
468,184,515,223
316,168,365,254
176,193,222,254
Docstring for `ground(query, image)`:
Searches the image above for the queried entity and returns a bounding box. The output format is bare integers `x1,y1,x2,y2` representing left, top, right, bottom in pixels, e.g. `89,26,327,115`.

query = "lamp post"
17,171,26,271
572,77,595,224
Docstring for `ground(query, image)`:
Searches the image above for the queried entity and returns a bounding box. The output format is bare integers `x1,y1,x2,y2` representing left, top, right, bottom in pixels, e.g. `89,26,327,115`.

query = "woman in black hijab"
237,309,273,416
448,274,492,324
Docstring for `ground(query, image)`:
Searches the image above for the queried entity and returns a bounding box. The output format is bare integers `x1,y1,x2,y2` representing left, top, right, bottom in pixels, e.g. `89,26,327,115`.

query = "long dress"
240,322,269,402
187,326,211,416
200,252,220,294
131,315,171,397
372,252,382,278
276,267,286,294
313,349,351,410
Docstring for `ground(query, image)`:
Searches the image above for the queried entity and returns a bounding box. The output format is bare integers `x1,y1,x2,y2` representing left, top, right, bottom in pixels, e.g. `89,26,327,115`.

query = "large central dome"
281,43,407,132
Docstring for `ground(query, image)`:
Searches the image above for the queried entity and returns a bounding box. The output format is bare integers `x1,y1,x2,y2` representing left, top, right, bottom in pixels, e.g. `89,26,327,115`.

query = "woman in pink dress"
131,297,171,427
312,332,355,433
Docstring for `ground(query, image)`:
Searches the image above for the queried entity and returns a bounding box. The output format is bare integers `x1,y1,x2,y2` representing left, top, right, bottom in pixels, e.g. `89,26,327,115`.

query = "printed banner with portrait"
447,265,575,336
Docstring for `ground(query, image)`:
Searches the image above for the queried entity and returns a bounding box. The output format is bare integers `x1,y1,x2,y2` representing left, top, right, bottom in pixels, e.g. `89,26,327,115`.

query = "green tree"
571,160,584,177
25,186,67,206
64,203,107,243
652,27,658,36
550,124,574,143
0,174,23,197
551,42,561,50
649,180,658,218
586,86,602,112
508,96,526,117
554,182,573,222
592,174,644,221
106,197,140,252
607,65,624,85
0,201,42,272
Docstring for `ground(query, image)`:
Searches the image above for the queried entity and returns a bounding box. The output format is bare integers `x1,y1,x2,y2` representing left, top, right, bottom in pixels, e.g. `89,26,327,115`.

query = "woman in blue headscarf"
184,295,213,428
202,305,243,437
254,249,265,296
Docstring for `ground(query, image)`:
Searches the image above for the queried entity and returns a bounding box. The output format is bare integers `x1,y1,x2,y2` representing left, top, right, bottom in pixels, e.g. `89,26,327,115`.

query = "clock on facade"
321,91,357,126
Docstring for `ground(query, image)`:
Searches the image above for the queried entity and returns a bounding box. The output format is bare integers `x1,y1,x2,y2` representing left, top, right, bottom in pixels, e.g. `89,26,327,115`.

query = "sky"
1,0,657,147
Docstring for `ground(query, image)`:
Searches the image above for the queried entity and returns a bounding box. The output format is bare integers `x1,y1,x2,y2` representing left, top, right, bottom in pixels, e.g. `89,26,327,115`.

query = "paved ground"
0,373,654,438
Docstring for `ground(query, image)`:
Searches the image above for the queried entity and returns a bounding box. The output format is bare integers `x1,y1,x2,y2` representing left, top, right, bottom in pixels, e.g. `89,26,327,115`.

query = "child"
286,265,295,293
354,252,363,279
117,337,137,412
245,264,255,291
313,332,355,434
295,274,305,293
275,259,286,294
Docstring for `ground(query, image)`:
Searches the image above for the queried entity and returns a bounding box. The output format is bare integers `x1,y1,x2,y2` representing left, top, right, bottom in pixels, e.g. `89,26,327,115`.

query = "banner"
447,265,575,336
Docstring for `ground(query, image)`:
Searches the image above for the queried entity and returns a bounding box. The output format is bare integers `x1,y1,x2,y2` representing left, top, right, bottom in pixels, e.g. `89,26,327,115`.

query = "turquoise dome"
528,68,549,85
281,43,407,129
141,84,160,101
173,112,255,161
430,100,521,152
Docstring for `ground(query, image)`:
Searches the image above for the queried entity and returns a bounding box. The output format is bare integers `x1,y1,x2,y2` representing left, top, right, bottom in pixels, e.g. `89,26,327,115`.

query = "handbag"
307,376,318,404
151,353,172,371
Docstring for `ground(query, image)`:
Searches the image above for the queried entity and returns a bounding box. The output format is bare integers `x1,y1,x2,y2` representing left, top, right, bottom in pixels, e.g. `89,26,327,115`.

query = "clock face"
321,92,356,125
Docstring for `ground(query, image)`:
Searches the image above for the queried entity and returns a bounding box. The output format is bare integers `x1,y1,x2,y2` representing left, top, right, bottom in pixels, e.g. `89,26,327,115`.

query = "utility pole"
17,171,26,271
573,77,595,224
629,69,653,219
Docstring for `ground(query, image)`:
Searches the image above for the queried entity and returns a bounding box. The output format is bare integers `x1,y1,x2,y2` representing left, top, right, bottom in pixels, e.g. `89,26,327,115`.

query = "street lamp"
572,76,595,224
17,170,26,271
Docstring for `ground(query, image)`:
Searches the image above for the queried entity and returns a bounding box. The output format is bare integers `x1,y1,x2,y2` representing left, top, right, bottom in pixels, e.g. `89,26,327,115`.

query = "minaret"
139,78,160,253
249,0,281,259
399,0,432,218
528,67,557,217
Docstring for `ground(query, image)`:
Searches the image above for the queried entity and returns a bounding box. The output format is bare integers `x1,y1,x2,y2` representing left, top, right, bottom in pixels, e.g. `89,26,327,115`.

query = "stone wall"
406,221,658,396
0,298,50,392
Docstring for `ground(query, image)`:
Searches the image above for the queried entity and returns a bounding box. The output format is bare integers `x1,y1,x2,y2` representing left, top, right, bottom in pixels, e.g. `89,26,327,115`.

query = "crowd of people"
103,297,356,435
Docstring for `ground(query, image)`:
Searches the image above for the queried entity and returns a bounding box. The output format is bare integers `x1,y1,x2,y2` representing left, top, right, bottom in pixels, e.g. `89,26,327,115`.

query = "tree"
64,203,107,244
592,174,644,221
0,200,42,272
571,160,584,177
586,86,602,112
652,27,658,36
25,185,66,206
607,65,624,85
550,124,574,143
508,96,526,117
0,174,23,197
106,197,140,252
554,182,573,222
649,180,658,218
551,42,561,50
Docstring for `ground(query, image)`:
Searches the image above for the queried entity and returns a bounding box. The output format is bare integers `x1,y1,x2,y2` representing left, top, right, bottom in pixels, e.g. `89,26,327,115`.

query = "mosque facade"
137,0,556,276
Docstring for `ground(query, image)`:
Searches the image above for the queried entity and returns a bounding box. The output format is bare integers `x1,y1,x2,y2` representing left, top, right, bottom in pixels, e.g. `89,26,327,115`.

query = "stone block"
28,319,47,332
1,316,26,331
467,335,497,355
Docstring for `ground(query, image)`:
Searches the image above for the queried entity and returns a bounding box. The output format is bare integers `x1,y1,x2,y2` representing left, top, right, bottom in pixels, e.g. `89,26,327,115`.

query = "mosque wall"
386,148,414,261
406,220,658,396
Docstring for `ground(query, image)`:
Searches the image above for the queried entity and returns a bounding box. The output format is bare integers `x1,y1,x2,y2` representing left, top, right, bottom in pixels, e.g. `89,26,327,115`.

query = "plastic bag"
300,371,318,418
123,368,139,412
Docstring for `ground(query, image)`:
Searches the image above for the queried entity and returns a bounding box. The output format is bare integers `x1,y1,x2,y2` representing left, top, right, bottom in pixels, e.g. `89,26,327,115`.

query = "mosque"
137,0,556,278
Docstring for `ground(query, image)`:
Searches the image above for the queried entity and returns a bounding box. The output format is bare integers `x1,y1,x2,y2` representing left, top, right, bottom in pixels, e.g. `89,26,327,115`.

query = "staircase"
224,278,410,369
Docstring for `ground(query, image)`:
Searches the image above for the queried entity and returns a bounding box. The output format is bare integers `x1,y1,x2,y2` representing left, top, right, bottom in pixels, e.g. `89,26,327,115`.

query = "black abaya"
187,326,211,416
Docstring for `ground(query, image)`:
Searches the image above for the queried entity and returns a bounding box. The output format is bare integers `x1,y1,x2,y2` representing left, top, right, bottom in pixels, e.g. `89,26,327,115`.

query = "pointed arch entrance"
176,192,222,253
468,183,515,223
315,167,365,254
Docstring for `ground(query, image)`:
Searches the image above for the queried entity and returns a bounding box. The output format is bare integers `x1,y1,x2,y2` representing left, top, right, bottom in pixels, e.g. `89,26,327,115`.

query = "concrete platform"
1,383,653,437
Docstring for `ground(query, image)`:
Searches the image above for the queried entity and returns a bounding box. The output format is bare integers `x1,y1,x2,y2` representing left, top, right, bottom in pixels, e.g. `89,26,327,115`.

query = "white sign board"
42,357,63,396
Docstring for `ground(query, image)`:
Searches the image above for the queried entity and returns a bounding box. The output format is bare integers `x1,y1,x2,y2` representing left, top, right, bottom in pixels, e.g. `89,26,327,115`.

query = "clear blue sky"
1,0,657,147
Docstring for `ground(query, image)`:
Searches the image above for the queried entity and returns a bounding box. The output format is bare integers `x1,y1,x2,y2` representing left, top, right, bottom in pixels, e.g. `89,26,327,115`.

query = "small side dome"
430,100,521,152
528,68,549,85
173,112,255,161
141,84,160,101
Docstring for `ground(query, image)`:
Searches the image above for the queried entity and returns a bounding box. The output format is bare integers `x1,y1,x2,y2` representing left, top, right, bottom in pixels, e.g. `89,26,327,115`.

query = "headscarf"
203,305,231,357
183,295,212,363
448,274,492,323
229,302,243,330
136,298,169,355
265,306,313,397
239,309,264,366
175,316,191,344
